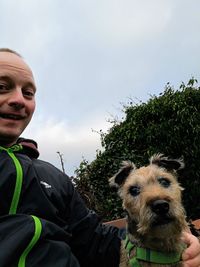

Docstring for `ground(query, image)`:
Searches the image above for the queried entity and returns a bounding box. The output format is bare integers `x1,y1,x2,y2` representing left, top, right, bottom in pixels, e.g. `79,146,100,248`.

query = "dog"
109,154,189,267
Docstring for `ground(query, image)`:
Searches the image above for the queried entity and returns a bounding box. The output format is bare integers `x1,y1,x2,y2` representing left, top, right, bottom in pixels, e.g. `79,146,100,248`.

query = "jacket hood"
17,137,40,158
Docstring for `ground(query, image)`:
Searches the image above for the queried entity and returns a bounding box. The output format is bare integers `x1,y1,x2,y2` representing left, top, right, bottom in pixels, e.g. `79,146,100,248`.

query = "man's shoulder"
32,158,72,185
33,158,68,175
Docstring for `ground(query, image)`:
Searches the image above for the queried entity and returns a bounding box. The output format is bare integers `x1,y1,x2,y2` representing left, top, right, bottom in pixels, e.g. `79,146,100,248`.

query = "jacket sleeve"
66,188,122,267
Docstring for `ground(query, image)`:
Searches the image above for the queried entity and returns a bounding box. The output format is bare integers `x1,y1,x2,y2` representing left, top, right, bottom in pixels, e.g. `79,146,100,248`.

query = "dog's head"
109,153,184,192
109,154,187,247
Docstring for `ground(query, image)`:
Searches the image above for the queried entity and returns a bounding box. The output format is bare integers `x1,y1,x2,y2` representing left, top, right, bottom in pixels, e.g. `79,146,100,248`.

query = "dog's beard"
151,212,174,226
129,201,186,237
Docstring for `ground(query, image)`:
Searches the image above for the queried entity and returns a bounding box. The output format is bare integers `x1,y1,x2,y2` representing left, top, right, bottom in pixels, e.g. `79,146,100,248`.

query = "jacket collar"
16,137,39,158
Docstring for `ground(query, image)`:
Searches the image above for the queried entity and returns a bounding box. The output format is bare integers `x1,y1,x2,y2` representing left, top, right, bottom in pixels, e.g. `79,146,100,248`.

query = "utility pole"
57,151,65,173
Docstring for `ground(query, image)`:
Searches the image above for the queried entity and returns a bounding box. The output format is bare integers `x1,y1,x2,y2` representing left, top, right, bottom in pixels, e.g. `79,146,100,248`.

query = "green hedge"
74,79,200,221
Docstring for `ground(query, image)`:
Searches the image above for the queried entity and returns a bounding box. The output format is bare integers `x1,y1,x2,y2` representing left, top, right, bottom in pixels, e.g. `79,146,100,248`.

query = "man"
0,48,199,267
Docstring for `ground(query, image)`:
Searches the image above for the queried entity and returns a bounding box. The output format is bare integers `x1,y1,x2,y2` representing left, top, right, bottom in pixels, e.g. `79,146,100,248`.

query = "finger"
181,232,200,261
182,256,200,267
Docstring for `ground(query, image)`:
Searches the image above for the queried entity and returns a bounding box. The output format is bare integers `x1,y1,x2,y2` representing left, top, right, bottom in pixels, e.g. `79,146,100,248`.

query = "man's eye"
0,83,9,91
23,89,35,99
129,186,140,196
158,177,171,188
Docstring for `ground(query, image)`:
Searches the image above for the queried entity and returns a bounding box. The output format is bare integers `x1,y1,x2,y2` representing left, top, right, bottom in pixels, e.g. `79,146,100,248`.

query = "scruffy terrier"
110,154,189,267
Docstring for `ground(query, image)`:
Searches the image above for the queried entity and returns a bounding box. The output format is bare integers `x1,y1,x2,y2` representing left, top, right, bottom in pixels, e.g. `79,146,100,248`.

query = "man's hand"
182,232,200,267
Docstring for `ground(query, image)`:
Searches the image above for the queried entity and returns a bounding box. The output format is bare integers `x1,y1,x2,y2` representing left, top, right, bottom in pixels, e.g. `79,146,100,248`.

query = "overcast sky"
1,0,200,175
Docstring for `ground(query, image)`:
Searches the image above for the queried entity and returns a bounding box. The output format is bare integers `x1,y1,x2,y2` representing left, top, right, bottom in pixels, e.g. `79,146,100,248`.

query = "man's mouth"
0,113,25,120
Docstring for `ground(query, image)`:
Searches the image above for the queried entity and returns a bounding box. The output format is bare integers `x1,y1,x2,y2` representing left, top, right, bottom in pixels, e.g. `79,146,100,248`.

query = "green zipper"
0,145,23,214
18,215,42,267
8,149,23,214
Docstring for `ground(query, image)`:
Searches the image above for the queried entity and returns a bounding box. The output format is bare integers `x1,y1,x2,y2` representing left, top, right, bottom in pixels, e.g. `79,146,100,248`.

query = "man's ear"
150,153,185,171
109,161,136,188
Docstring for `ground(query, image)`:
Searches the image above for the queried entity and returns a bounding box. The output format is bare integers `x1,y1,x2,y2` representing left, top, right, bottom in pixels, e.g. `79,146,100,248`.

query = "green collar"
125,236,182,266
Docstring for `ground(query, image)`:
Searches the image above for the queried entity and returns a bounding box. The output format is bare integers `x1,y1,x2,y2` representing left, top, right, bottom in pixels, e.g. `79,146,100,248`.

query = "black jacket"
0,138,121,267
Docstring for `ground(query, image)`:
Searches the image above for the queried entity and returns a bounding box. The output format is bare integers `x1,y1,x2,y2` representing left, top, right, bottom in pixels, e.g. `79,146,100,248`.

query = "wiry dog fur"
110,154,189,267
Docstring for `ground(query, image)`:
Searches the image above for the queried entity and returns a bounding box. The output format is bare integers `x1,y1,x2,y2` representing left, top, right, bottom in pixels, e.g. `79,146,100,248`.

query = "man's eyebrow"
0,75,12,80
0,75,14,85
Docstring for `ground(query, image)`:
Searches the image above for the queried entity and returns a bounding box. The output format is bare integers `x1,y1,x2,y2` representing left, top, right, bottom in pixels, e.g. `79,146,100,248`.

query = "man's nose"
8,88,25,109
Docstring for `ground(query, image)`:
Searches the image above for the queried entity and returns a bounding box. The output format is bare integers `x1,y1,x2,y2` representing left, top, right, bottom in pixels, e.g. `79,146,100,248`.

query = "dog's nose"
151,200,169,215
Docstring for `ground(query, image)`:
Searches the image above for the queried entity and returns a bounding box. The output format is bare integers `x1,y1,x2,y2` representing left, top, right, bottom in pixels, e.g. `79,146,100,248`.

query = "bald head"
0,49,34,77
0,48,21,57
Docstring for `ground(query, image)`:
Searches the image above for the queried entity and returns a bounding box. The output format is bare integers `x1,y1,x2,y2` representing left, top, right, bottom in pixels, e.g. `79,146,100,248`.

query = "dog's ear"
150,153,184,171
109,161,136,187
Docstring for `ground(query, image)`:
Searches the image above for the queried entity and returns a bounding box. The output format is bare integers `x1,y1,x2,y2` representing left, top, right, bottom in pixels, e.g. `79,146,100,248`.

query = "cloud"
23,113,110,175
86,0,172,46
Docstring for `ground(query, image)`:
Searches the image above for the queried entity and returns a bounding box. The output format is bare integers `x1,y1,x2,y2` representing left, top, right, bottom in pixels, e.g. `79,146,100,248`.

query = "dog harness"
125,236,182,266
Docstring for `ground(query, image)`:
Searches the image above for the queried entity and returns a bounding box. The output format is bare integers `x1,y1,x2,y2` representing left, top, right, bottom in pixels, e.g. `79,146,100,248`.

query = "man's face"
0,52,36,146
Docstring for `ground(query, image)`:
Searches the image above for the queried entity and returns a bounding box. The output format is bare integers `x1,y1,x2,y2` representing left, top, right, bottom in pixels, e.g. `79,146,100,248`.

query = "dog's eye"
158,177,171,188
129,186,140,196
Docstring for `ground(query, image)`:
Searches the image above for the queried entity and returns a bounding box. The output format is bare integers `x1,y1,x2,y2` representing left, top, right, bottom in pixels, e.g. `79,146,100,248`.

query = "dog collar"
125,236,182,266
